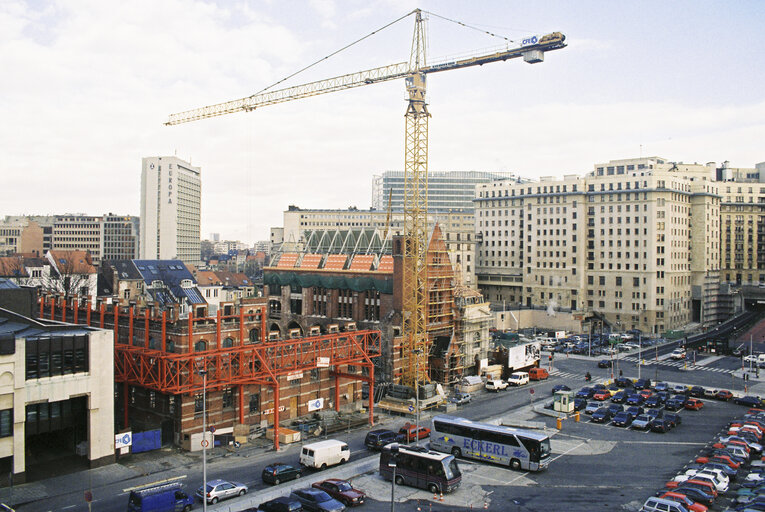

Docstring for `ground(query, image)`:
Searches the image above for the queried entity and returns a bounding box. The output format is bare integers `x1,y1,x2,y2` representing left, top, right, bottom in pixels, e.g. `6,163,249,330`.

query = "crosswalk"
613,355,735,374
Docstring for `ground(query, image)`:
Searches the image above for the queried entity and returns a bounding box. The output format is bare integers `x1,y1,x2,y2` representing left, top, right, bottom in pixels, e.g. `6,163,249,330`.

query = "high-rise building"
140,156,201,265
475,157,722,333
371,170,520,213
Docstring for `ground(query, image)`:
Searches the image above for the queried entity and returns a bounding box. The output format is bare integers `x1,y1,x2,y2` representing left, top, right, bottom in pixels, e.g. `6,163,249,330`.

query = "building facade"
371,170,520,213
0,306,114,483
475,157,722,333
140,156,201,265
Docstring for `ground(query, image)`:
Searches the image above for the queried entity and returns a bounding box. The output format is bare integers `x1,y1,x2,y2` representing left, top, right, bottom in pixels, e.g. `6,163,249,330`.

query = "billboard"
508,341,541,370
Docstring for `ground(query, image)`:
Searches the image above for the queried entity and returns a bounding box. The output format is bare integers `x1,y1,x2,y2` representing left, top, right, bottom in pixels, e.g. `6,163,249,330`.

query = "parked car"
585,402,601,415
631,414,653,430
612,411,634,427
312,480,366,507
449,392,471,405
364,430,398,451
485,379,508,392
690,386,706,398
611,391,628,403
593,390,611,401
657,491,708,512
716,390,734,401
673,385,689,394
626,406,645,418
573,398,588,411
607,403,624,416
128,483,194,512
736,396,764,408
645,395,663,408
196,479,247,504
591,407,614,423
263,464,303,485
650,418,672,433
646,408,664,421
398,424,431,443
665,398,686,411
641,496,695,512
615,377,634,388
664,413,683,428
654,382,670,392
634,379,651,390
576,387,595,399
507,372,530,386
703,388,718,399
670,485,715,507
256,496,304,512
552,384,571,394
685,399,704,411
626,394,645,406
289,488,346,512
529,368,549,380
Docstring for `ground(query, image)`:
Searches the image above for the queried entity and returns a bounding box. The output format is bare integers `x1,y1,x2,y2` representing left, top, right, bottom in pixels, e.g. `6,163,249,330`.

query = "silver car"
196,479,248,504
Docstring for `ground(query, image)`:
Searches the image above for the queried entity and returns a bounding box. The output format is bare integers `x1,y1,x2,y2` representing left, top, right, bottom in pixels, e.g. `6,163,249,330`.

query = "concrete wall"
494,308,582,333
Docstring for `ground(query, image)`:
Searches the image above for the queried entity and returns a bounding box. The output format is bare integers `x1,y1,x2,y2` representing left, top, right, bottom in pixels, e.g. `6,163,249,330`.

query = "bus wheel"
451,447,462,457
510,458,521,470
395,475,405,486
428,483,439,494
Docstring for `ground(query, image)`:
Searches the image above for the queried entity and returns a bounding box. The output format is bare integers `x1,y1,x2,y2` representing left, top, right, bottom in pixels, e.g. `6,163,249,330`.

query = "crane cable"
423,10,519,44
251,10,415,97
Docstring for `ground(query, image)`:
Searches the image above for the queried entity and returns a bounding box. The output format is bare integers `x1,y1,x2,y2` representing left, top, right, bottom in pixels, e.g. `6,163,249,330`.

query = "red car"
659,491,708,512
716,390,733,401
312,479,366,507
695,454,740,469
685,398,704,410
639,389,653,399
666,479,717,498
593,390,611,401
398,423,431,442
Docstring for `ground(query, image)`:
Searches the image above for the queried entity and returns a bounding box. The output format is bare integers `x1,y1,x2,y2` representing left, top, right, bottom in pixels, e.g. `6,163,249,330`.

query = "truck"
299,439,350,470
127,482,193,512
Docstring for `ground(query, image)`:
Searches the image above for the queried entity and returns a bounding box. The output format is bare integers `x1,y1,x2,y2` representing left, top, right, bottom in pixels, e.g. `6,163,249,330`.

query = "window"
194,394,204,413
222,388,234,408
249,393,260,413
0,410,11,438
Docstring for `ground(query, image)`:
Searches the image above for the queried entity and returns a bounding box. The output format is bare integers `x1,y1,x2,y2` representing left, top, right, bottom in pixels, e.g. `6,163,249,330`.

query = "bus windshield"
445,457,461,480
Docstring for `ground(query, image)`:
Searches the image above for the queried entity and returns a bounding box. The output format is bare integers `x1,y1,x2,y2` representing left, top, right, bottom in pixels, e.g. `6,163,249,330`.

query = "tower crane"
166,9,566,388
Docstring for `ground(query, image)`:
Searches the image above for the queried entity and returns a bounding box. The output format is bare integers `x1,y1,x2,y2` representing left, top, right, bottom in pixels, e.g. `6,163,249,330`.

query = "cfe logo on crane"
521,36,538,46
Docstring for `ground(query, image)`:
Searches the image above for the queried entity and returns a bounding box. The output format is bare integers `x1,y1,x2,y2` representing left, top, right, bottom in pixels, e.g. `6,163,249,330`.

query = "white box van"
299,439,350,470
507,372,529,386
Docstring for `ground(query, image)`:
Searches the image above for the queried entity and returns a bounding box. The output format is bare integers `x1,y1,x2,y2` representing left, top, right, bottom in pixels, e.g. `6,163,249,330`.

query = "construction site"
24,9,566,454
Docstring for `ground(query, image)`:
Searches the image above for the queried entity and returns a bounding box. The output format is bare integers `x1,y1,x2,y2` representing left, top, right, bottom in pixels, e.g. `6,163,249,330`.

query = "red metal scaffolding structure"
39,295,381,450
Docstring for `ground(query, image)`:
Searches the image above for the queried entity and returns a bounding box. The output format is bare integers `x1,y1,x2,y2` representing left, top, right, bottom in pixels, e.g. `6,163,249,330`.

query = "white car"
670,348,686,360
674,471,728,492
507,372,529,386
744,355,759,364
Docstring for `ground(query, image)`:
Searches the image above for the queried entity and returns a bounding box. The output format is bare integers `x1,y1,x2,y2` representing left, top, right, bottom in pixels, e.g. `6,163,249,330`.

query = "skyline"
2,0,764,243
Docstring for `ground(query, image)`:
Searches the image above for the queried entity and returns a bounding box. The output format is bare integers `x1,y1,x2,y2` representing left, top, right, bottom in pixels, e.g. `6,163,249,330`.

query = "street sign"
84,491,92,503
529,388,535,395
209,426,216,433
115,432,132,449
408,405,415,412
317,357,330,368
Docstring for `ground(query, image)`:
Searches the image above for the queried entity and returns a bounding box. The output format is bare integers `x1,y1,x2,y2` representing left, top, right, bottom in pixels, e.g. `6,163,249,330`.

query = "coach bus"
379,443,461,495
430,415,551,471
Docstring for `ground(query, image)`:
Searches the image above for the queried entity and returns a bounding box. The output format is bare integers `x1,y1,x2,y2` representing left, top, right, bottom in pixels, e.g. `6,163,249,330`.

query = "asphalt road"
16,351,755,512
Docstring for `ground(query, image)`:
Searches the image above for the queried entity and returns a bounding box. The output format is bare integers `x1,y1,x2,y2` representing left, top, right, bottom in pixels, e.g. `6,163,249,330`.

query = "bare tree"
43,252,94,301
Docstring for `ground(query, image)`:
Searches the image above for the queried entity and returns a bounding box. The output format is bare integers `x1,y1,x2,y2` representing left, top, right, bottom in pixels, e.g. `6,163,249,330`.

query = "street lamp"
199,369,208,512
389,446,399,512
413,349,423,446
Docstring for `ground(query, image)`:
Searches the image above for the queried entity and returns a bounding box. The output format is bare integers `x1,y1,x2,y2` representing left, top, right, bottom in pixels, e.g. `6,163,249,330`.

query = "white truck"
299,439,350,470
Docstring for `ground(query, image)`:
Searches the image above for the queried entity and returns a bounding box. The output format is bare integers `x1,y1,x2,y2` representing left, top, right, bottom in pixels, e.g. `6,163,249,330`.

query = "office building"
372,170,519,213
140,156,201,265
475,157,722,333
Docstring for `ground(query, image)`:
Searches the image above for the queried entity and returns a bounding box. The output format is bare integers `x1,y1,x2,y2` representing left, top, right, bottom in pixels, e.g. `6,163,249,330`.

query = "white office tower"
140,156,201,265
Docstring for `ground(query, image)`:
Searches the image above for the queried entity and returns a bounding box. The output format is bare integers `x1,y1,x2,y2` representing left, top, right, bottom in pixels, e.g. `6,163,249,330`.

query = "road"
16,350,753,512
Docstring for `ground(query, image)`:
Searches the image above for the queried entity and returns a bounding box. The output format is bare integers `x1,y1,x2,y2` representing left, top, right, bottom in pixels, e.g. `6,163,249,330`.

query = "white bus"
430,415,551,471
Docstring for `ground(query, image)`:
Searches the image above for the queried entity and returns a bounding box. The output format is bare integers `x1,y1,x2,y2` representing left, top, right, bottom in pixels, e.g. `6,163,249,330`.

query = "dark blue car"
735,396,764,407
612,411,633,427
626,394,645,406
591,408,614,423
576,387,595,399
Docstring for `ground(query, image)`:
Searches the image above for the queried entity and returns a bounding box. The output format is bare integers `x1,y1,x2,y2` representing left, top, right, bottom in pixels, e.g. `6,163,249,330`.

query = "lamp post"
638,333,642,380
413,349,423,446
199,369,208,512
389,450,398,512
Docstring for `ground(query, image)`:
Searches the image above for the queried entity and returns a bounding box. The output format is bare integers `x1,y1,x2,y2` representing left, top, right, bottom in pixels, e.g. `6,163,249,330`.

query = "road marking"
123,474,187,493
62,507,76,510
549,438,588,464
620,440,707,445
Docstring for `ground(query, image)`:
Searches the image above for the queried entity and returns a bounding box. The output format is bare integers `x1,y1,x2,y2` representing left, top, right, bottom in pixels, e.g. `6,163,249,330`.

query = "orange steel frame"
40,295,380,450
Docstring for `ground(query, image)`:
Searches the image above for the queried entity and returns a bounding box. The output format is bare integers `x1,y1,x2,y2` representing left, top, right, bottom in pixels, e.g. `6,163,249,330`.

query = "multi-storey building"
717,161,765,286
277,206,477,287
475,157,722,333
140,156,201,265
0,215,139,263
371,170,520,213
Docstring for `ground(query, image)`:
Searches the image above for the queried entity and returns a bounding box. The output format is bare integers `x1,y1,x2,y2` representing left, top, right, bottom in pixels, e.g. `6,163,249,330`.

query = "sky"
2,0,764,244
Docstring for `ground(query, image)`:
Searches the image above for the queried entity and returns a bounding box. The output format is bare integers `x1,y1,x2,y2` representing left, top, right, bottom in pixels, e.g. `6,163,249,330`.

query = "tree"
43,251,95,301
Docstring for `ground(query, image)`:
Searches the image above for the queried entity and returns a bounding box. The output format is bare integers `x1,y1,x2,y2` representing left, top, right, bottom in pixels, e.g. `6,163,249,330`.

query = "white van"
507,372,529,386
299,439,350,470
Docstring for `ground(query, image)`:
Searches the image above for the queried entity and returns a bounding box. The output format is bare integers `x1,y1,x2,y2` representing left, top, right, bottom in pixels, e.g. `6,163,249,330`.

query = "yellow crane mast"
166,9,566,389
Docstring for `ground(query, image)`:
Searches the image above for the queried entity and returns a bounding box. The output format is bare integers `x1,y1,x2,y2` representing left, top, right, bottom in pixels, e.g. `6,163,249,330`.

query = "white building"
140,156,201,265
0,306,115,483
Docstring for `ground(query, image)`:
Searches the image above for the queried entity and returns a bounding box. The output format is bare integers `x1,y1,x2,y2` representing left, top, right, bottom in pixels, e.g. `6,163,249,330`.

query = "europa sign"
316,357,330,368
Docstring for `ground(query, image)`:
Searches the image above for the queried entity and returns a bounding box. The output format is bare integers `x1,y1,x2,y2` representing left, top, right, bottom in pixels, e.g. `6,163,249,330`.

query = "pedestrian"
619,369,623,377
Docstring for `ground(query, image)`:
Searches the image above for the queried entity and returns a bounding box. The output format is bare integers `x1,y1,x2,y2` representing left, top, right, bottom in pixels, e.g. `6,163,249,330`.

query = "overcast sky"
2,0,764,244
